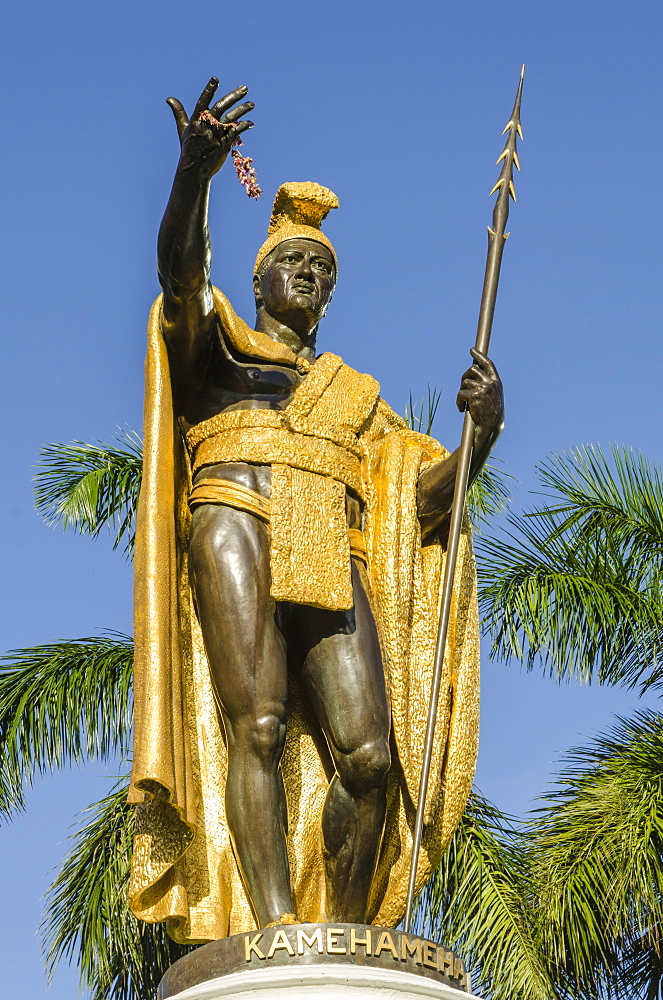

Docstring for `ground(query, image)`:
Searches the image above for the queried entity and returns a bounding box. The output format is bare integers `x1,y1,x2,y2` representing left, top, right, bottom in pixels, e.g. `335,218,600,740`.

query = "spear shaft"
403,66,525,932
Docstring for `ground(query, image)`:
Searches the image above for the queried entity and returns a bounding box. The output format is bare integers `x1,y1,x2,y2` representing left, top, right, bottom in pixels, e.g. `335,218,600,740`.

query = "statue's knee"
337,739,391,795
239,711,286,764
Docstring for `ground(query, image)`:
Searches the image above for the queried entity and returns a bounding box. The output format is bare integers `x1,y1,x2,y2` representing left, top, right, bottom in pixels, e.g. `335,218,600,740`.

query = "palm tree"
412,792,559,1000
444,444,663,1000
479,445,663,692
528,711,663,1000
1,432,194,1000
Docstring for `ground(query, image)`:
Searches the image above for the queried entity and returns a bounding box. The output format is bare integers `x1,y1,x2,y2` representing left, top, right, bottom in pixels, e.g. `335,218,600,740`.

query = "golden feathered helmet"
254,182,339,275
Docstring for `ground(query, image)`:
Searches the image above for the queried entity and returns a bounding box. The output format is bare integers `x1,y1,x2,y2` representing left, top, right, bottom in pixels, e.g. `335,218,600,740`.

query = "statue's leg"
293,560,390,923
189,504,294,927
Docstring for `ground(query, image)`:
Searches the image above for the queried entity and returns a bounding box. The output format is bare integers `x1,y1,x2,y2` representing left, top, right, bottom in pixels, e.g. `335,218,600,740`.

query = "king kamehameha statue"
127,77,505,995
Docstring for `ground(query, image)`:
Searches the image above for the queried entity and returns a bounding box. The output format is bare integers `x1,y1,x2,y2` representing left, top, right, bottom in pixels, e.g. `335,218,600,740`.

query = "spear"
403,65,525,932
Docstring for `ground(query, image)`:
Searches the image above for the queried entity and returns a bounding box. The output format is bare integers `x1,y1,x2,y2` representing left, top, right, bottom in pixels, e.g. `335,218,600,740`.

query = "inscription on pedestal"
242,925,466,984
158,923,469,999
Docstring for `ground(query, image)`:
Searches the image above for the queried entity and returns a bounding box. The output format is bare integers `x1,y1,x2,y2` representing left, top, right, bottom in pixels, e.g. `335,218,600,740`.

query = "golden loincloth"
188,476,367,565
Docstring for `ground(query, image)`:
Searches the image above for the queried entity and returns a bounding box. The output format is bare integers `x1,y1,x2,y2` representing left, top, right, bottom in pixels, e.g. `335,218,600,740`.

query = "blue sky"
1,0,662,995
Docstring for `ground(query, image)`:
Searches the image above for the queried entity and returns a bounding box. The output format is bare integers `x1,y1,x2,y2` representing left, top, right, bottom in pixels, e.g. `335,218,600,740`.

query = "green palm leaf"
538,445,663,572
34,429,143,555
405,385,442,436
478,445,663,692
467,459,512,531
530,711,663,1000
43,781,194,1000
0,635,133,818
414,791,556,1000
621,934,663,1000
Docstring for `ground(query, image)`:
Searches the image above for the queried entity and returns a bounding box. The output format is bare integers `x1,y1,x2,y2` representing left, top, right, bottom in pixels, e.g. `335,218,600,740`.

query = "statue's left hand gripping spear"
403,65,525,933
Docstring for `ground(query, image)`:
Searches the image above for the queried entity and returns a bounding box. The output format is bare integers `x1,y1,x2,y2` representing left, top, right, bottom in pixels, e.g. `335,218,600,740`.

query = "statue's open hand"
167,77,254,180
456,348,504,438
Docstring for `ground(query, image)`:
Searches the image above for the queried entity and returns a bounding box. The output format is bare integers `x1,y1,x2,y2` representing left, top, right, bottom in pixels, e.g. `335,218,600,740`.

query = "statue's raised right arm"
157,78,254,396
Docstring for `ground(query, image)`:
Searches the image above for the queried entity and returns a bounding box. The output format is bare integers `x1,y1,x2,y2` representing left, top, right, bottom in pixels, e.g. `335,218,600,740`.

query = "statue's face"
254,238,336,331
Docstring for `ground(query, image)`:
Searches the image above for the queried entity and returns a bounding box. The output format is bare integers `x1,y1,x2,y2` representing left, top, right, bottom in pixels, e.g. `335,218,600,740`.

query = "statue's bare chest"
183,347,304,428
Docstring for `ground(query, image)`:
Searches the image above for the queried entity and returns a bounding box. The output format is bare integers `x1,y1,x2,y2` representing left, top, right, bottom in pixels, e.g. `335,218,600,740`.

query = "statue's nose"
295,255,313,277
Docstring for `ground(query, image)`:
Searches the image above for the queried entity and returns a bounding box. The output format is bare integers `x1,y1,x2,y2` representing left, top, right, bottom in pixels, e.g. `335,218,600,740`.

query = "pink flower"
198,109,224,129
231,145,262,199
196,111,261,199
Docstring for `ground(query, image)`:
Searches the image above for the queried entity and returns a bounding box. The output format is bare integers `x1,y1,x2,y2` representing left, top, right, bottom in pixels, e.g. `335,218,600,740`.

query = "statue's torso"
182,337,362,528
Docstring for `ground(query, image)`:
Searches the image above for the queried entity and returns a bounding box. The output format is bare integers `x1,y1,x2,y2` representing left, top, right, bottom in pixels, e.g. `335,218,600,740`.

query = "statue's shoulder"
361,398,449,465
359,396,407,442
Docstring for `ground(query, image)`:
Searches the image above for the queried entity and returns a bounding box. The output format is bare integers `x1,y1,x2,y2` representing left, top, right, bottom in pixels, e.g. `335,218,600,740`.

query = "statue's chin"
267,299,322,332
288,292,318,314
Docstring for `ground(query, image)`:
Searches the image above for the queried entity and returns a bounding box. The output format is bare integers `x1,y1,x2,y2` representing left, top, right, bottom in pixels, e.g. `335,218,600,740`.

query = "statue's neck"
255,308,317,362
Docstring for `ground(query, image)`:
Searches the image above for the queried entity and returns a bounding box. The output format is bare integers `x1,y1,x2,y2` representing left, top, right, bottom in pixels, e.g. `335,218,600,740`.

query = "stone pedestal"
158,924,480,1000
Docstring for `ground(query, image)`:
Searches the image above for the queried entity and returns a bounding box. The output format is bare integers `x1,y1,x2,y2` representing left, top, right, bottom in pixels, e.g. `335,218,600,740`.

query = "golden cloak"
128,290,480,943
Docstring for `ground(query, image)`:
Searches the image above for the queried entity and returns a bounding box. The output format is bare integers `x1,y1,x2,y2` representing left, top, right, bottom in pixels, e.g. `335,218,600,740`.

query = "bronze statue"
128,78,503,943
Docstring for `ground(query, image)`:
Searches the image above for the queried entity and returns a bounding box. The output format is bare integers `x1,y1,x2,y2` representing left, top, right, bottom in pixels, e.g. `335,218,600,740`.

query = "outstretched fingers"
221,101,255,125
231,120,254,138
166,79,253,142
192,77,220,119
210,84,249,120
166,97,189,138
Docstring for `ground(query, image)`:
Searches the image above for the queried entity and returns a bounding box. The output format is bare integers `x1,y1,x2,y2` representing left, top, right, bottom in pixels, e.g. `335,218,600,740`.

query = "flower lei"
199,110,262,199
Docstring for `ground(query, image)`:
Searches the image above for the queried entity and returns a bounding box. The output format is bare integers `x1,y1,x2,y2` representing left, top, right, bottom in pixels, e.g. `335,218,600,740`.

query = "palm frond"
43,781,195,1000
620,932,663,1000
530,711,663,1000
0,635,133,818
414,791,557,1000
537,445,663,569
478,445,663,692
404,385,442,436
34,428,143,555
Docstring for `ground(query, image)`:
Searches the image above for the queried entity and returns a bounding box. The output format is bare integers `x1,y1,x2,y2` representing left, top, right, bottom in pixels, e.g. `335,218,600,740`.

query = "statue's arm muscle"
158,168,216,393
417,434,493,541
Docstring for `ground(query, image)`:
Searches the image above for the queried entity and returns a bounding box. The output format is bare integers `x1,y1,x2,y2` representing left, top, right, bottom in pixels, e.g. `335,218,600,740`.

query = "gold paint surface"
188,478,271,521
270,464,352,610
129,291,480,942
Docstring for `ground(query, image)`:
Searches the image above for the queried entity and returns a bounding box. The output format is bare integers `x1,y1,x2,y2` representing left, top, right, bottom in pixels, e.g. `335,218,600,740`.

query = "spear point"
488,66,524,229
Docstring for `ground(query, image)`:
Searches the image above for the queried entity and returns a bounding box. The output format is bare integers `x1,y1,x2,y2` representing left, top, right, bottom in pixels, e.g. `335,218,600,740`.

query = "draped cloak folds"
128,288,480,943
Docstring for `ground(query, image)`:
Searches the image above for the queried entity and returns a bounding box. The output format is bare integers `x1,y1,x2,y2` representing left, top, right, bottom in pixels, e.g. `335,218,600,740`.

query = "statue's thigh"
188,505,287,721
295,561,390,753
